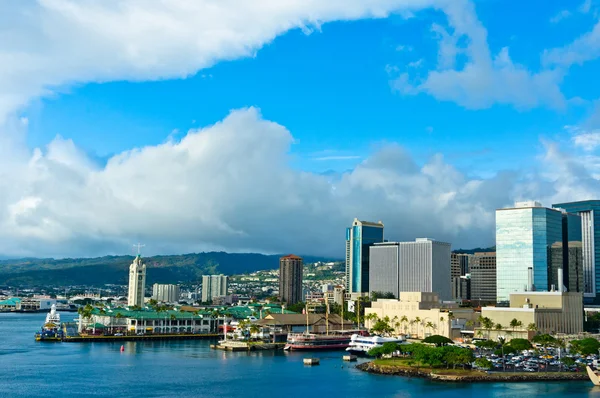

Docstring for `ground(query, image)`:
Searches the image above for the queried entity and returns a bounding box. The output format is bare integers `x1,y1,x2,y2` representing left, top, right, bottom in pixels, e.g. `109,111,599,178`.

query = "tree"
439,316,445,336
508,338,532,352
423,335,453,347
527,323,537,334
425,321,435,337
570,338,600,356
371,319,394,336
474,358,493,370
400,315,409,335
495,323,503,333
414,317,421,338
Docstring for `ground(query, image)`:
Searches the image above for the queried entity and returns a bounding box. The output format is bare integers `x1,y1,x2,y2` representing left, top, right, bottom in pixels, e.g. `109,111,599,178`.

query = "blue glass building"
552,200,600,302
496,202,564,302
345,218,384,293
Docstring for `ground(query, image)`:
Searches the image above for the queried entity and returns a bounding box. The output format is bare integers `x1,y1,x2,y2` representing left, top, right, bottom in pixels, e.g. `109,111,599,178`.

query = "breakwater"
356,361,588,382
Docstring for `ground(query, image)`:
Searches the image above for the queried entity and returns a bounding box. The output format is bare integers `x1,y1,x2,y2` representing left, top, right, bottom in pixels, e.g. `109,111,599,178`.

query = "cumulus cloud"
0,0,439,121
390,0,566,109
1,108,598,258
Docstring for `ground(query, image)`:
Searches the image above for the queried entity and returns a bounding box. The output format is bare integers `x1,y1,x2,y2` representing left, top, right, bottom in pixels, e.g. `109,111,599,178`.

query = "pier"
62,333,221,343
210,340,285,351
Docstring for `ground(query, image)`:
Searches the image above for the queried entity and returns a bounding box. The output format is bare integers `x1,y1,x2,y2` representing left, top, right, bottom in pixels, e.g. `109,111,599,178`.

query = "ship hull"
284,333,351,351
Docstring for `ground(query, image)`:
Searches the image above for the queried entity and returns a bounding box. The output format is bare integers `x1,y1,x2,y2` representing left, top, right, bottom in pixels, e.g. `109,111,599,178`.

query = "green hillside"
0,252,338,287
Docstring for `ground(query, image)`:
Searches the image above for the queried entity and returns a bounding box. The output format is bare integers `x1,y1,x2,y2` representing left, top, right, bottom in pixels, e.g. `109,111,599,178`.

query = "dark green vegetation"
368,342,474,370
453,246,496,254
0,252,338,287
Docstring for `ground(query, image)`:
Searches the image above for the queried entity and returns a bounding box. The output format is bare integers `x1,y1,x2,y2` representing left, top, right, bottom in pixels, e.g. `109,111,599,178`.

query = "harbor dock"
62,333,221,343
210,340,285,351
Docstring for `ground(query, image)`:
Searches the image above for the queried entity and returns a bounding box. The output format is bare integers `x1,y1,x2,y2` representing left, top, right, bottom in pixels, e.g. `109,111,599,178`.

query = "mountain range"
0,252,338,287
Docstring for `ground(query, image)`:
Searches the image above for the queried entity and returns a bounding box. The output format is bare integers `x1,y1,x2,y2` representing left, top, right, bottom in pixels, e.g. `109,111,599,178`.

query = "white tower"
128,244,147,307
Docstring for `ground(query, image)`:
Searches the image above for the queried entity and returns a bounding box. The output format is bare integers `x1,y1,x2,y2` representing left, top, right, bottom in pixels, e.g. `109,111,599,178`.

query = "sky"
1,0,600,258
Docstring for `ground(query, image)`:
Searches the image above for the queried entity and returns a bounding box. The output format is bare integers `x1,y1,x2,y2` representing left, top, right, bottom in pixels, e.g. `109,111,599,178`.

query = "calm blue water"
0,312,599,397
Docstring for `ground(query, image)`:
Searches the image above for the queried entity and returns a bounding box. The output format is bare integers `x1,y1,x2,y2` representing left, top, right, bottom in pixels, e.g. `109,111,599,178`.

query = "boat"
35,304,64,342
284,332,353,351
586,366,600,386
345,333,405,355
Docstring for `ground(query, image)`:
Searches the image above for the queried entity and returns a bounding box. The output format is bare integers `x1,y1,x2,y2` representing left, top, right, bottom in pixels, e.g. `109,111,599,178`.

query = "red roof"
280,254,302,260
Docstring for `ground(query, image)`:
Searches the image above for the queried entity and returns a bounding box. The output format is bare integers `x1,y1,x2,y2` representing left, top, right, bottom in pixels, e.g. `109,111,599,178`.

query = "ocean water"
0,312,599,397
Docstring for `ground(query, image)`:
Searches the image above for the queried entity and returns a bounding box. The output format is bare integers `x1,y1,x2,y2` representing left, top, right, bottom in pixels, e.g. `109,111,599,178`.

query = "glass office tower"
496,202,563,302
345,218,384,293
552,200,600,302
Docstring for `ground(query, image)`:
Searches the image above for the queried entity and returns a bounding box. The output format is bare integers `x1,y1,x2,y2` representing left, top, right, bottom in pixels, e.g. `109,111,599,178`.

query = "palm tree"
414,317,421,338
509,318,519,334
495,323,503,337
409,319,416,337
425,321,435,337
527,323,537,337
400,315,409,335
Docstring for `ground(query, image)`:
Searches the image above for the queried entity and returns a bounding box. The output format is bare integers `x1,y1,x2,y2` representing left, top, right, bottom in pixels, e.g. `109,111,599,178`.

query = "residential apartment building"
279,254,303,305
345,218,384,293
152,284,180,303
201,275,229,303
369,238,452,300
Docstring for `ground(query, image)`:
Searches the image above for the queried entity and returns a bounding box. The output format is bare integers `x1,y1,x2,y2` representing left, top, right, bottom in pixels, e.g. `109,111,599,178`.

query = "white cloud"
572,130,600,151
0,0,440,122
543,19,600,67
0,108,598,258
390,1,566,109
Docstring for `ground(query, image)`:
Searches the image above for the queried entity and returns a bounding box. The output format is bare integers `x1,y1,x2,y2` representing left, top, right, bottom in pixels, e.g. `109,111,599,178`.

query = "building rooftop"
280,254,302,260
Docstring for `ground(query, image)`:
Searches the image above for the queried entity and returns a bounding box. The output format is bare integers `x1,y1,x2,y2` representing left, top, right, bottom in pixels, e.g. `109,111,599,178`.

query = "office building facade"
152,284,181,303
451,253,470,300
201,275,228,303
345,218,384,293
128,255,146,307
496,201,564,302
369,238,452,300
279,254,303,305
552,200,600,302
470,252,496,303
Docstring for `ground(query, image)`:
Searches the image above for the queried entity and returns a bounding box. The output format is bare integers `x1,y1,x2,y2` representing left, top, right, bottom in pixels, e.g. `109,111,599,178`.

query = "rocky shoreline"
356,361,589,383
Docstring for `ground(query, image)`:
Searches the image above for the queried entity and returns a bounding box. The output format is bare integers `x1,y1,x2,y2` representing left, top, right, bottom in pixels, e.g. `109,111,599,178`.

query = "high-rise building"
127,255,146,307
201,275,228,303
496,201,582,302
547,212,584,294
470,252,496,303
279,254,303,305
369,238,452,300
345,218,384,293
152,284,181,303
451,253,470,300
552,200,600,302
451,253,470,278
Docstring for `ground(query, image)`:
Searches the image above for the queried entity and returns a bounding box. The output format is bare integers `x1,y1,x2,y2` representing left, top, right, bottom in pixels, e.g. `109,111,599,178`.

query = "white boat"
346,333,405,355
45,304,61,325
586,366,600,386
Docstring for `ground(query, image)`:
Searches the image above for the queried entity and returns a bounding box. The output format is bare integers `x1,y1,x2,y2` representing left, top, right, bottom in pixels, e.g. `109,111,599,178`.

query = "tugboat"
35,304,63,342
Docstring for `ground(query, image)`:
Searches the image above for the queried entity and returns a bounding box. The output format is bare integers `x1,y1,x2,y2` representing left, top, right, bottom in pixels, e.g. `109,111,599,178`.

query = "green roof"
90,307,213,320
0,298,21,306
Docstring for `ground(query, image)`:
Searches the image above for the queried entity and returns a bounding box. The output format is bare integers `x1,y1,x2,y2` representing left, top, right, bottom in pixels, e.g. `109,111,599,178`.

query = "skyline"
1,0,600,258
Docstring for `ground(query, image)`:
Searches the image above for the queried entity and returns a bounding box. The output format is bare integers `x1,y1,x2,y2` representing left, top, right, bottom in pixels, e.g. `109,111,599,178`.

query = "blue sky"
1,0,600,257
25,1,596,174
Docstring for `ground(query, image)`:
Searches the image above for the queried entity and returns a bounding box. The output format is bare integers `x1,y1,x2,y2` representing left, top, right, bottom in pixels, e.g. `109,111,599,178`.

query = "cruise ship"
346,333,405,355
35,304,63,342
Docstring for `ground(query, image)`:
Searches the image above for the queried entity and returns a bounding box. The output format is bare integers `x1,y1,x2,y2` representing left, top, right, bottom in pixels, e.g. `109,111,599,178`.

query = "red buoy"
120,345,124,352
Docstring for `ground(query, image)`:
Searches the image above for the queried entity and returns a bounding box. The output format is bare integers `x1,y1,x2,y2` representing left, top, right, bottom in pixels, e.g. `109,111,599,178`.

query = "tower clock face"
138,276,143,280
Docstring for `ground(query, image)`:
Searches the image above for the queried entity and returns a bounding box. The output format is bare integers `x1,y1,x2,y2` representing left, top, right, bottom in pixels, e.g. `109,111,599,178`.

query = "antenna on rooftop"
133,243,145,255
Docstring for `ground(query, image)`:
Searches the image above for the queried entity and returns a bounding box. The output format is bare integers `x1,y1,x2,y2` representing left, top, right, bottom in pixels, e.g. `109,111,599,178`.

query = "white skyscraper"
128,255,147,307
